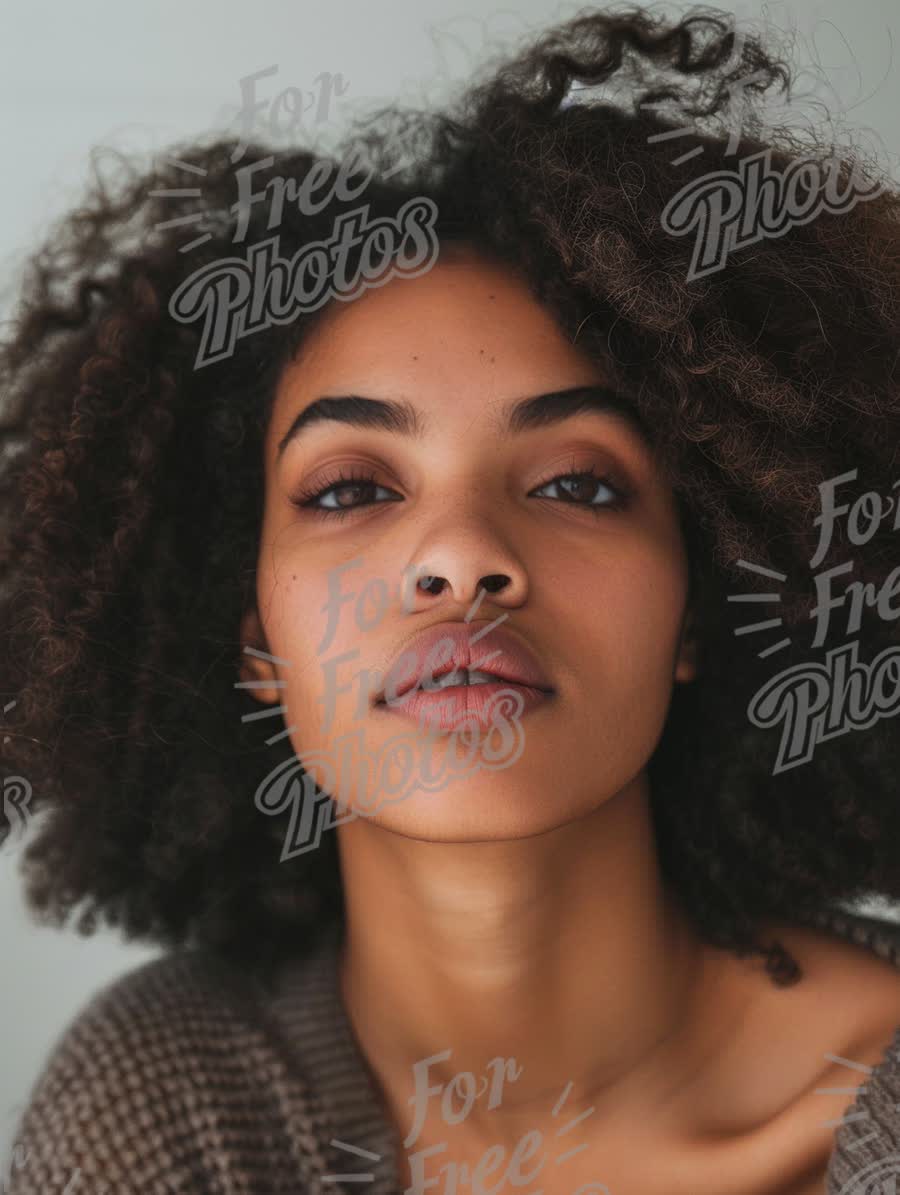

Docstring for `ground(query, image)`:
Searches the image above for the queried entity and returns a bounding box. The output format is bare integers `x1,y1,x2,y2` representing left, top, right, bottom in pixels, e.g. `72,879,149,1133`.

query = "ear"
674,607,699,684
237,605,282,704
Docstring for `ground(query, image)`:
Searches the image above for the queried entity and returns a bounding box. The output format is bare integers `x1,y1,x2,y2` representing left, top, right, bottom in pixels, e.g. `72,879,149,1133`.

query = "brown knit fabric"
4,909,900,1194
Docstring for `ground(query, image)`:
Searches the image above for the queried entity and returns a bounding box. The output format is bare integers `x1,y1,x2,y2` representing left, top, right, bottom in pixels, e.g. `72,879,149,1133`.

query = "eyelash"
290,464,632,522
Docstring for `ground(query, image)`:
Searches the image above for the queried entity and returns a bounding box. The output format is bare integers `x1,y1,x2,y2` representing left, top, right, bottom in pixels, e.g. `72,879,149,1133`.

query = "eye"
290,463,631,521
290,468,400,522
529,465,630,513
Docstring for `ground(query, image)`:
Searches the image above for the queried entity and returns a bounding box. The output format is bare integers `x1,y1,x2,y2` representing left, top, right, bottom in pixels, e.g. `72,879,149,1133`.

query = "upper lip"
375,622,554,705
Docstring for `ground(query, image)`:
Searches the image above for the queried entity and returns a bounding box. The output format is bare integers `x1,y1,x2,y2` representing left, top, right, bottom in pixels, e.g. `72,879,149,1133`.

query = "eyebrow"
275,384,650,462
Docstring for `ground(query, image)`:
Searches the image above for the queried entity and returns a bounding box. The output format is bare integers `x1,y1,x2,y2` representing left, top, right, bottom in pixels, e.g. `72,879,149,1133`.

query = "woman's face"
240,247,697,842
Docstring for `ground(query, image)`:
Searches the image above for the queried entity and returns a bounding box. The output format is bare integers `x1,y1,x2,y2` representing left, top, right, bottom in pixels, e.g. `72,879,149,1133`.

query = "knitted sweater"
4,908,900,1195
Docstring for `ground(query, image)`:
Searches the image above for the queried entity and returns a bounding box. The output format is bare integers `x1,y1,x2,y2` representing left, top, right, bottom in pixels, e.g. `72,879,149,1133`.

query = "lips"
374,622,553,706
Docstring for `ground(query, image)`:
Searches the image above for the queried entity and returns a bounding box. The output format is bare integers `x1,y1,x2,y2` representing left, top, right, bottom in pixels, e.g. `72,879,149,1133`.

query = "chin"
337,778,584,842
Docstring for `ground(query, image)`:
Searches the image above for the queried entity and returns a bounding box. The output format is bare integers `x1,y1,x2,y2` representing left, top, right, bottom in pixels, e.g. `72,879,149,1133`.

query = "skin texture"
240,244,698,836
239,249,900,1194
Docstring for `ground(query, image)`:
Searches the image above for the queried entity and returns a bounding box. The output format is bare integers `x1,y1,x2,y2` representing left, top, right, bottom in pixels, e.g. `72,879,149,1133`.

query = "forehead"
296,254,584,367
269,253,613,433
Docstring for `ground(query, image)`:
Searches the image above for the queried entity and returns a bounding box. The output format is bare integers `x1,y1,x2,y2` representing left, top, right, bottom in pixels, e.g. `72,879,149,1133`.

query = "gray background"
2,0,899,1169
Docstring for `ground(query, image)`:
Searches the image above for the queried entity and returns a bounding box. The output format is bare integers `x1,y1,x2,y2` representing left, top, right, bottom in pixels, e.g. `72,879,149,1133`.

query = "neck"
335,777,748,1152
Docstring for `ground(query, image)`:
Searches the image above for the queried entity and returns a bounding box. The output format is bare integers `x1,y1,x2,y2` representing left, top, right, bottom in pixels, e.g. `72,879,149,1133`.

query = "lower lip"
376,683,553,732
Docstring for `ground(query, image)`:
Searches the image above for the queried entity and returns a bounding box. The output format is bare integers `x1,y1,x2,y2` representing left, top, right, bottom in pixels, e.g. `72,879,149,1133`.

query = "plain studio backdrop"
1,0,899,1169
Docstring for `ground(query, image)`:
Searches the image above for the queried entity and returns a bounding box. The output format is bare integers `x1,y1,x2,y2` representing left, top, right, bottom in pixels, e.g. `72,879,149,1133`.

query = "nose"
402,514,529,612
417,572,509,596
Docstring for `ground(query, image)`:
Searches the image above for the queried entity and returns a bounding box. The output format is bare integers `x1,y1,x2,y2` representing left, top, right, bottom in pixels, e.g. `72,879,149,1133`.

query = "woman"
3,7,900,1193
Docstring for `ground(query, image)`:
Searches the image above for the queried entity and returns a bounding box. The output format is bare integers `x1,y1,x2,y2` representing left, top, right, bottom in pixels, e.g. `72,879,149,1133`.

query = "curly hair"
3,4,900,985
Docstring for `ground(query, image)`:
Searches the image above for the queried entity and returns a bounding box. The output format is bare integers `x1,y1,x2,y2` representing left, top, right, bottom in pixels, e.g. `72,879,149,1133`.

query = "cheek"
255,514,357,665
255,559,335,707
559,537,688,691
254,555,398,749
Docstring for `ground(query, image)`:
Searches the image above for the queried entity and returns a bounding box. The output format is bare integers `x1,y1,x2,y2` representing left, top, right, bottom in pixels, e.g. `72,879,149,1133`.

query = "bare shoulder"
767,920,900,1187
748,919,900,1079
695,918,900,1128
769,918,900,1058
672,919,900,1194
